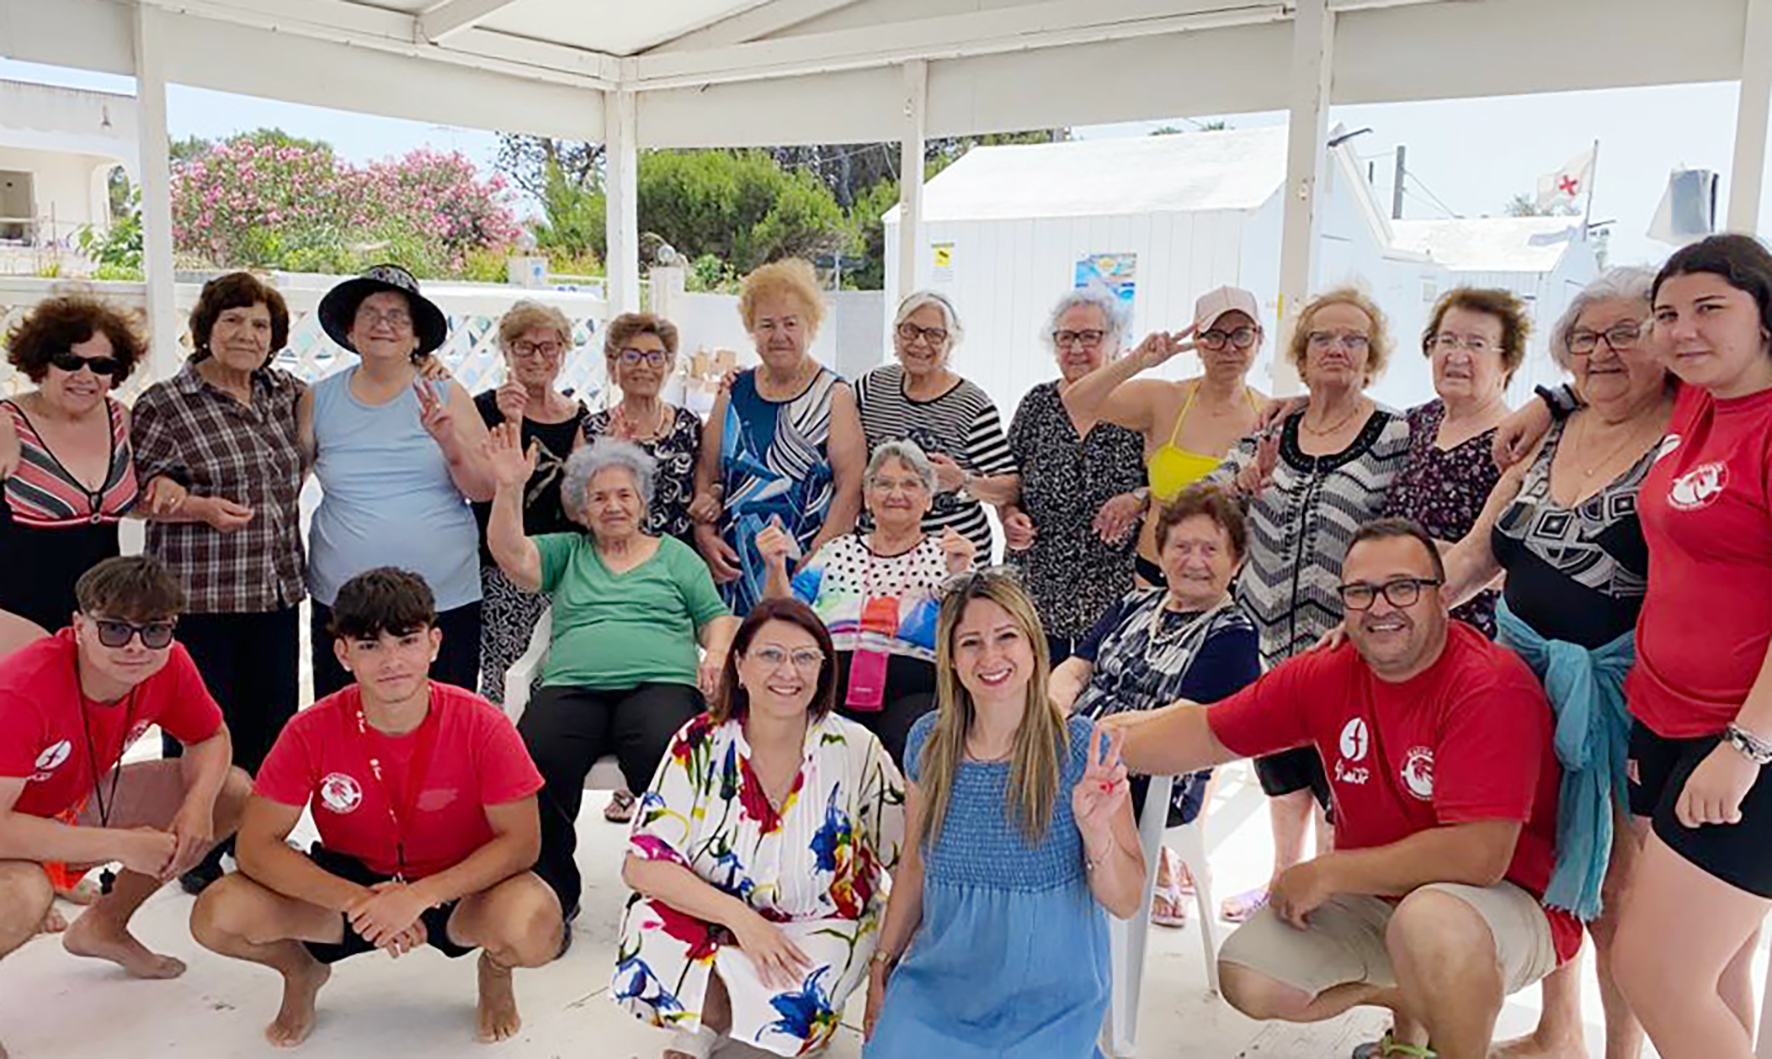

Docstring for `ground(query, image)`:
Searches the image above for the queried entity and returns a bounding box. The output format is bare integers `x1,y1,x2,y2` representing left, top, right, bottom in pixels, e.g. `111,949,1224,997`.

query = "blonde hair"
497,300,572,351
738,258,825,335
1286,286,1393,386
918,574,1069,851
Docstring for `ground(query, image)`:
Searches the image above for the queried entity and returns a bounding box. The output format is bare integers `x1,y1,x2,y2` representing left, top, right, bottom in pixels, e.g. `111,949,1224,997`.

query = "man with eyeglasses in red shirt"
0,556,248,1058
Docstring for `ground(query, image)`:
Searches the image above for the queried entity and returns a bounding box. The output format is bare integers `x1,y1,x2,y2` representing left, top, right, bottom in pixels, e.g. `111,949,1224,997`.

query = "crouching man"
0,557,250,1058
1102,519,1580,1059
191,567,562,1047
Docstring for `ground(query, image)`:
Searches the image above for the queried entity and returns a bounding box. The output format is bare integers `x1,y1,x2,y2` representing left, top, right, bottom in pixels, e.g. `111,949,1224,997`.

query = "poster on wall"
1075,252,1136,317
932,241,955,282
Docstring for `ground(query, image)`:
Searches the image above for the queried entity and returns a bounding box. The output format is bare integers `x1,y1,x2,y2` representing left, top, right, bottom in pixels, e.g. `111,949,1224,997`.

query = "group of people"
0,230,1769,1059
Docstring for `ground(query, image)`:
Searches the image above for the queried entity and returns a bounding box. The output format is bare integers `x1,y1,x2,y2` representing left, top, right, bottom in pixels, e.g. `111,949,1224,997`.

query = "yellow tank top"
1147,381,1261,502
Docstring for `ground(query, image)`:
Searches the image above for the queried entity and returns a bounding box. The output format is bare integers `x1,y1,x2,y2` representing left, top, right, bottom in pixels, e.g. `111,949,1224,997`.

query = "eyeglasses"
1429,333,1495,355
1567,322,1646,356
896,322,950,346
868,475,929,493
49,351,121,376
89,617,177,649
748,645,825,673
1052,329,1106,349
1337,577,1442,611
511,339,564,359
618,347,670,368
1307,331,1371,353
1200,327,1259,351
357,309,413,329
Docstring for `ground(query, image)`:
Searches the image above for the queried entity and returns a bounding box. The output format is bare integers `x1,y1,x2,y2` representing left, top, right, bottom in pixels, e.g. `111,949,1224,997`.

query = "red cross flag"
1536,145,1597,212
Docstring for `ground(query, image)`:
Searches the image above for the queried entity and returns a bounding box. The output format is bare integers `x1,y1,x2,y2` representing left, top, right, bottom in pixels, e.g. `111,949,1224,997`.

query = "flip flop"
1352,1032,1437,1058
1150,874,1188,928
1220,886,1269,923
604,790,637,823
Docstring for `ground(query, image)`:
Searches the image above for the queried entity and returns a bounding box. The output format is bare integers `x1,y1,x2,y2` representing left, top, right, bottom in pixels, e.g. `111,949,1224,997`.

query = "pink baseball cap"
1194,286,1261,331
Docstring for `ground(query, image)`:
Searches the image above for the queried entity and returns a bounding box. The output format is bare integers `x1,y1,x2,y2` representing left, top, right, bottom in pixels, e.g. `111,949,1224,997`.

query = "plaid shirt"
130,362,307,614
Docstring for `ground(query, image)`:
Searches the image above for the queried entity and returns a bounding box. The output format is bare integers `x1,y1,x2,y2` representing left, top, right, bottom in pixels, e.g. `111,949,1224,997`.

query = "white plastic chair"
502,604,626,791
1102,773,1221,1058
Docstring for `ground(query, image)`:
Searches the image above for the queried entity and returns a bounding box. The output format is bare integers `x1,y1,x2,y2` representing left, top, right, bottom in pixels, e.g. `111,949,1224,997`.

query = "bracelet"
870,949,897,968
1724,722,1772,765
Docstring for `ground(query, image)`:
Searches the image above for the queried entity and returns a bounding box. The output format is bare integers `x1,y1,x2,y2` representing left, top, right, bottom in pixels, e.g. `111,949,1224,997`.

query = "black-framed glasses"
1337,577,1442,611
1052,329,1106,349
619,347,670,367
1200,327,1259,351
511,339,565,359
1567,322,1646,356
49,351,121,376
896,322,949,346
90,617,177,649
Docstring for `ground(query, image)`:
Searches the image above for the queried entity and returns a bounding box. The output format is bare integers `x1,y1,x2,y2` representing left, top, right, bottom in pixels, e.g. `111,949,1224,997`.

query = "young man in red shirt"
190,567,560,1048
1105,518,1576,1059
0,557,250,1059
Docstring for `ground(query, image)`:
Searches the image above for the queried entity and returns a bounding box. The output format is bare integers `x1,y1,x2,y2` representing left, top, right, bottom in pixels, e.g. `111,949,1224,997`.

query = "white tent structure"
5,0,1772,393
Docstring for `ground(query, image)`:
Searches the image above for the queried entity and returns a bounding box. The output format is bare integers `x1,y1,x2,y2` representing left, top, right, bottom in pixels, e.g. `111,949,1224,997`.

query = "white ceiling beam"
652,0,871,54
420,0,525,43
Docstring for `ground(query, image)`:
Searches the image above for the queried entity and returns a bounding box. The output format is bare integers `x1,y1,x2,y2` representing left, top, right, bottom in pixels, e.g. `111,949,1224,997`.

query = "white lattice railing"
0,273,613,407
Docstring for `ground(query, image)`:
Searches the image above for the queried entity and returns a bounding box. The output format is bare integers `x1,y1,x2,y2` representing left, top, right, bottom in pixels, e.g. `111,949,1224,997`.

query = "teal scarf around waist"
1495,597,1635,923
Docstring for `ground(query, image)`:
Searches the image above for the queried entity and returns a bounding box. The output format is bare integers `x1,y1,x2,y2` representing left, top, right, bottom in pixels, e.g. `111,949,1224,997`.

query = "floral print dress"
614,711,905,1055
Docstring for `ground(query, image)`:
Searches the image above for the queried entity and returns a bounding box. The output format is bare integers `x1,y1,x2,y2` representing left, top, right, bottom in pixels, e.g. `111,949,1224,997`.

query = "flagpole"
1583,138,1600,235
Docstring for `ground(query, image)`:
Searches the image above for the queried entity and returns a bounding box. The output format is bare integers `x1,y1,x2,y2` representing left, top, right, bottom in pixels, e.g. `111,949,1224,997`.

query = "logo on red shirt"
1401,746,1435,801
319,772,364,815
1339,718,1370,761
1668,461,1729,511
30,740,72,781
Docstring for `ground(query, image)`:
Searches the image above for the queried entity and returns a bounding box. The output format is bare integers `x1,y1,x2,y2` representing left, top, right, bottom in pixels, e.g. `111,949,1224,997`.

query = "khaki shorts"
1218,881,1558,999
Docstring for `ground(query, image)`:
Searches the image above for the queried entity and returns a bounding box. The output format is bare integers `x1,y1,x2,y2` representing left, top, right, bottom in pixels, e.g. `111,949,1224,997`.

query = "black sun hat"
316,264,449,357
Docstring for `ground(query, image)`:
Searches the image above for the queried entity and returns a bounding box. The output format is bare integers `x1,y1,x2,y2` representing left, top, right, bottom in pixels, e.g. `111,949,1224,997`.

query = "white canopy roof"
1389,217,1587,273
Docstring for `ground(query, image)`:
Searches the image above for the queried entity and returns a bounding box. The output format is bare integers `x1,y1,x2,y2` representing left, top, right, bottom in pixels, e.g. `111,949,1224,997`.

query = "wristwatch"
1724,722,1772,766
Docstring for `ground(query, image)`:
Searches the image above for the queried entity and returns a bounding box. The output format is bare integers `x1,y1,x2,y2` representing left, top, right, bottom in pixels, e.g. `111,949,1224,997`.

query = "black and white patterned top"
1005,380,1148,640
854,364,1018,559
472,390,588,565
1205,407,1411,664
1380,399,1501,637
1491,416,1653,649
1071,590,1262,721
582,405,702,546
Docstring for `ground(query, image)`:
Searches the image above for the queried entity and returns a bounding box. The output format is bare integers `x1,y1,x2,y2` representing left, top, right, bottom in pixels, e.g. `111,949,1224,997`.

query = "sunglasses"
90,617,177,649
49,351,122,376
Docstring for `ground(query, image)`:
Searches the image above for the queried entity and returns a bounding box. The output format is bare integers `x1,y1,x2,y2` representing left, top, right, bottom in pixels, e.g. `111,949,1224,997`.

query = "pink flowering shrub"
171,133,519,278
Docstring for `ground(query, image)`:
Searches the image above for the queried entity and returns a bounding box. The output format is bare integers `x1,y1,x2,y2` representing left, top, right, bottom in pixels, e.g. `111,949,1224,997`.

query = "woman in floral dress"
614,598,905,1058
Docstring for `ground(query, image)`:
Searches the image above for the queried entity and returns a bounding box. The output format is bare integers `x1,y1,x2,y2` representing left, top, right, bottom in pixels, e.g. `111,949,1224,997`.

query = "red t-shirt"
0,629,223,819
1208,622,1581,962
254,682,543,880
1632,383,1772,738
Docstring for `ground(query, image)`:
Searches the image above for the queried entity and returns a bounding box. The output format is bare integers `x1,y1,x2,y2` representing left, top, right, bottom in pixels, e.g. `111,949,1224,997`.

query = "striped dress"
1203,408,1410,664
854,364,1017,560
0,397,139,630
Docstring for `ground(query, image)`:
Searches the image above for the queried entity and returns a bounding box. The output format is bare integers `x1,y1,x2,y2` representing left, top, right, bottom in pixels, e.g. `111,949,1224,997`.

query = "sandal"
1352,1032,1437,1058
1220,886,1269,923
1150,875,1188,928
1165,848,1196,896
604,790,637,823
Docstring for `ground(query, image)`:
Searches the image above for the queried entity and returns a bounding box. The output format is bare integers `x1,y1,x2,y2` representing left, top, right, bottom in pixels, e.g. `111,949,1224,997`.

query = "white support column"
1272,0,1333,395
1729,0,1772,232
896,60,928,304
133,4,180,380
604,87,641,314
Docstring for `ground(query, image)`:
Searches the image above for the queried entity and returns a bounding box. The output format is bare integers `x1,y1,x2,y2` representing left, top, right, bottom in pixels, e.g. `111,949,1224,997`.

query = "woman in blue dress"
863,570,1144,1057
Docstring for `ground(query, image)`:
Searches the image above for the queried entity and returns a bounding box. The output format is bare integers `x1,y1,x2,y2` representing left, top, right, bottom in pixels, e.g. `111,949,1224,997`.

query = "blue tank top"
306,370,481,609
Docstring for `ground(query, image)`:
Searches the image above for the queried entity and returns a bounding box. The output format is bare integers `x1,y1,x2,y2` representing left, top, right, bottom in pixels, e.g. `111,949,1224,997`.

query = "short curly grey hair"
1549,267,1656,374
1041,284,1131,358
866,439,937,492
562,437,656,521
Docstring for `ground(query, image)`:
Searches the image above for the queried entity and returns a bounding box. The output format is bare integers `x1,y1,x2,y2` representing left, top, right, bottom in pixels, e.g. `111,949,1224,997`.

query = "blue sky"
2,56,1756,269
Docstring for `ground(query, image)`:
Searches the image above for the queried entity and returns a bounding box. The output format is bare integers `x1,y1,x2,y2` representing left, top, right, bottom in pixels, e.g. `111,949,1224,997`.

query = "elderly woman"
1060,286,1266,587
854,292,1018,559
757,439,976,768
1375,287,1528,638
470,300,587,705
614,598,903,1059
1002,286,1149,662
693,258,865,615
581,312,702,545
301,264,496,698
0,295,166,632
1204,286,1410,922
1050,486,1261,926
129,273,306,889
486,427,738,920
864,571,1142,1057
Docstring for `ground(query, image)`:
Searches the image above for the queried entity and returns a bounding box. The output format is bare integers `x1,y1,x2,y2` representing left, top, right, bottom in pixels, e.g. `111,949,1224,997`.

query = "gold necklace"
614,400,669,441
1300,399,1365,437
1572,412,1654,478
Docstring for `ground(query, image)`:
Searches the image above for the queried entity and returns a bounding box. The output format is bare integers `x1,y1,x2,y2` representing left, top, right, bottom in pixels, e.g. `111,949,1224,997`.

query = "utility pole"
1391,145,1406,220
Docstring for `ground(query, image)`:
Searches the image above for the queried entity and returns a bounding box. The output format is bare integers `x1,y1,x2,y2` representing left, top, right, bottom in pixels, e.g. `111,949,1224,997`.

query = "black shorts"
1627,720,1772,898
301,845,474,965
1253,745,1332,811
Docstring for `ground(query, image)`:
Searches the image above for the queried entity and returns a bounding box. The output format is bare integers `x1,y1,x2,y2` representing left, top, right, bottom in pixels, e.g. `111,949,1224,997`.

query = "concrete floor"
0,759,1705,1059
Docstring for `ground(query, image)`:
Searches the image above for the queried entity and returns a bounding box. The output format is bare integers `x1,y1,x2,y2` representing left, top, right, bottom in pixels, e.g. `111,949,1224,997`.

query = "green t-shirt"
534,533,729,690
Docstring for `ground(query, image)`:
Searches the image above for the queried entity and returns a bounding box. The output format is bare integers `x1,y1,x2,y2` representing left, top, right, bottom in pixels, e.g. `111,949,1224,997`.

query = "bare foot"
55,878,100,906
267,960,331,1048
476,953,521,1043
61,912,185,979
1488,1032,1588,1059
38,907,68,934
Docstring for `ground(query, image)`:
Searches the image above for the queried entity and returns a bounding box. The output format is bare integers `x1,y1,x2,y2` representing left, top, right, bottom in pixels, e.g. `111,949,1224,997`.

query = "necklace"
1300,399,1365,437
612,401,669,441
1571,412,1655,478
75,662,134,893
